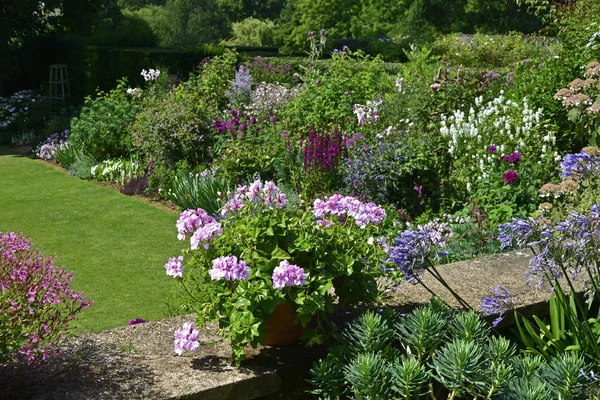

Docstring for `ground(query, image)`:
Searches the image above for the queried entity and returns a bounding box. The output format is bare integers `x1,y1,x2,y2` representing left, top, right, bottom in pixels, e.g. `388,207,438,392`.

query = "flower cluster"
497,209,600,293
165,256,184,278
440,92,558,191
214,109,257,138
245,82,299,117
353,98,383,125
560,148,600,179
313,194,386,228
387,221,453,284
503,170,518,185
0,90,43,131
1,231,92,362
35,129,70,161
126,88,140,95
500,151,521,164
175,208,223,250
272,260,307,290
302,127,344,172
226,65,253,105
481,286,516,327
141,68,160,81
208,255,250,281
221,179,287,215
174,321,200,356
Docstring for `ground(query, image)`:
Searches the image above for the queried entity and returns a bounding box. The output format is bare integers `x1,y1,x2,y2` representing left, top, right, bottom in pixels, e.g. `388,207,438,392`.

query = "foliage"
167,181,394,363
160,170,232,214
131,54,237,189
497,204,600,363
91,157,145,185
439,92,559,225
433,33,559,68
149,0,231,47
281,47,387,136
309,302,598,399
69,79,139,161
222,17,276,47
0,232,92,363
0,90,46,145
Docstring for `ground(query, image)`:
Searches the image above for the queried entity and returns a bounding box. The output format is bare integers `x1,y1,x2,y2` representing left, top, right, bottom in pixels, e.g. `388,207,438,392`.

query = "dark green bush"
69,79,139,160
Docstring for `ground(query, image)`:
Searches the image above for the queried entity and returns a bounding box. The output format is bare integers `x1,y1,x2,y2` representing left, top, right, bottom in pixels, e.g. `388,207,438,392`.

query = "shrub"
159,170,232,214
222,17,276,47
309,302,597,399
0,232,92,363
0,90,46,145
69,79,139,161
432,33,558,68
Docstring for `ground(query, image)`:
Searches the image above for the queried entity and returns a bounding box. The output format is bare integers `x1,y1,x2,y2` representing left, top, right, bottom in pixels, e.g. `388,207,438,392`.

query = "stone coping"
2,250,584,399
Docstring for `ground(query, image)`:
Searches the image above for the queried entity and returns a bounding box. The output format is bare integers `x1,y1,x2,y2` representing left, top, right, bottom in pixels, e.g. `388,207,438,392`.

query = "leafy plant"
166,181,394,364
0,232,92,363
160,170,232,215
69,79,139,161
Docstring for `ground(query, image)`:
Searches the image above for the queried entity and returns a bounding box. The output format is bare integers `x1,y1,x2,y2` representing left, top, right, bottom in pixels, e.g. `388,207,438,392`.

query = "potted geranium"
166,179,395,364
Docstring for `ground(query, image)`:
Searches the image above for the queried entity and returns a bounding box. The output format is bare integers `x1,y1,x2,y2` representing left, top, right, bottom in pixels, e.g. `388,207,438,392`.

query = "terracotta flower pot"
264,301,304,345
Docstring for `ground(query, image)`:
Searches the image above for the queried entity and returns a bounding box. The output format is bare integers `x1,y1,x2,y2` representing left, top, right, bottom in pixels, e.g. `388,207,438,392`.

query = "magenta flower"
208,256,250,281
269,115,277,122
176,208,215,241
272,260,307,290
504,170,518,185
190,222,223,250
128,317,147,326
506,151,521,164
165,256,184,278
488,145,497,154
312,194,386,228
174,321,200,355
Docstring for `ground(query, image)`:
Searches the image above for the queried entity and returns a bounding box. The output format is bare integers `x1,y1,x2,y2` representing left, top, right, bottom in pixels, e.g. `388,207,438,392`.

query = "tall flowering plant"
0,232,92,363
166,179,393,364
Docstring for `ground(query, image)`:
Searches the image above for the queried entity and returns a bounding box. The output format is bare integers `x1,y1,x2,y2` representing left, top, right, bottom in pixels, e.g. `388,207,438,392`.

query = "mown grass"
0,147,184,333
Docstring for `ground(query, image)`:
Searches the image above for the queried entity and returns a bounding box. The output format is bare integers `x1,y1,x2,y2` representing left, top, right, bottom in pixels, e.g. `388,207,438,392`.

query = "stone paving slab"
0,315,280,400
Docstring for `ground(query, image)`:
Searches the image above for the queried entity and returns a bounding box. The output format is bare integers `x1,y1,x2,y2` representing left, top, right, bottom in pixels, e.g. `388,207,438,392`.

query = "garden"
3,0,600,398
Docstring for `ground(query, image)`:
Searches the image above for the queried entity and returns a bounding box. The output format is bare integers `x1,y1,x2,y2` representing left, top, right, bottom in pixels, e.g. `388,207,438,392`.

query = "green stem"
425,262,473,310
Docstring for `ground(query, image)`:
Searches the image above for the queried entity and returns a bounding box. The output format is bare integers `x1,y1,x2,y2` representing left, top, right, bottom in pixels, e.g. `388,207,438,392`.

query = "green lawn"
0,148,184,333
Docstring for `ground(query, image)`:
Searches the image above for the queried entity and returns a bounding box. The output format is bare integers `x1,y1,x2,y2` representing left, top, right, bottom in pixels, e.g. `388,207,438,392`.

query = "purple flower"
269,115,277,123
481,286,516,327
333,48,339,53
430,83,441,89
414,185,423,198
308,31,315,37
342,46,349,52
128,317,147,326
174,321,200,355
503,170,518,185
320,29,328,36
388,222,452,284
488,145,497,154
208,256,250,281
505,151,521,164
272,260,307,290
230,109,239,117
249,117,257,124
165,256,184,278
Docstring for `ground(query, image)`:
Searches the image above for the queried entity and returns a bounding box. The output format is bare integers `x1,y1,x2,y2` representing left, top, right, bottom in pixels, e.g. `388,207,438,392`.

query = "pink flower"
272,260,307,290
208,256,250,281
165,256,184,278
174,321,200,355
